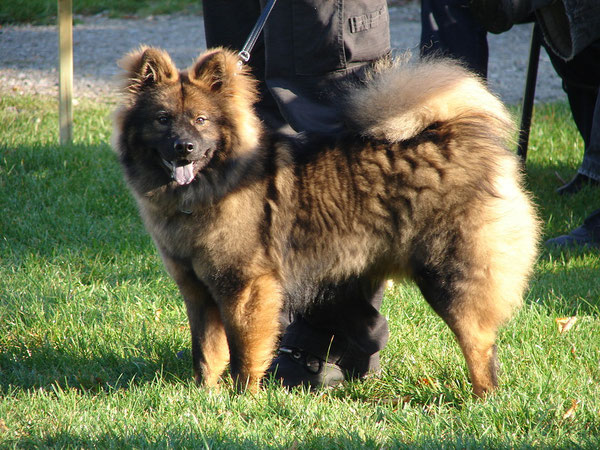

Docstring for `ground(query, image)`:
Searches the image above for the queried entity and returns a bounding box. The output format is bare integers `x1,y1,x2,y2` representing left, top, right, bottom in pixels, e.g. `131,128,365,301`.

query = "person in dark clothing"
422,0,600,194
202,0,392,388
421,0,600,247
420,0,489,78
531,0,600,245
545,42,600,195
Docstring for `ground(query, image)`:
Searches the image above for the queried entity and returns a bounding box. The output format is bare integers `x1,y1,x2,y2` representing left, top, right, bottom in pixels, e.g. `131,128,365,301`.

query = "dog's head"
114,47,261,188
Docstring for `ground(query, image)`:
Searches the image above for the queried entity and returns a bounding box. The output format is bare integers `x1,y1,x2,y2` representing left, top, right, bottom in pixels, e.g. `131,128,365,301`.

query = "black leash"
238,0,278,64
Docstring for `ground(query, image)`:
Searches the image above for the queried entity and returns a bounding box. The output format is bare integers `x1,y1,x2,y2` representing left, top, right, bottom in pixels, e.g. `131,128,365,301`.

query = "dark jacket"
471,0,600,60
536,0,600,60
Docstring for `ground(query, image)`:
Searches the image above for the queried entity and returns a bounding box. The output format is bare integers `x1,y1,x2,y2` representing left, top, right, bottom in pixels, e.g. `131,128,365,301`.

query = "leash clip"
238,51,251,63
237,0,277,65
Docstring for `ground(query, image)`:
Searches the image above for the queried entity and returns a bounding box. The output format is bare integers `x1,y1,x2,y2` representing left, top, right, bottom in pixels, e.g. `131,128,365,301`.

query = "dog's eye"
195,116,208,125
157,115,170,125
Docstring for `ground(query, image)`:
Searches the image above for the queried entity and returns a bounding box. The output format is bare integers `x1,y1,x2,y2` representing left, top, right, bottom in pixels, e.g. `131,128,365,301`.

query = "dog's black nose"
174,139,194,155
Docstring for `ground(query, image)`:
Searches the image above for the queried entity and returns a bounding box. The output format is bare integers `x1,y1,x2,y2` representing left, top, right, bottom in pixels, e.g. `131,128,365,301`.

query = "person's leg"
546,53,600,246
261,0,391,387
269,278,389,388
203,0,392,388
546,40,600,194
420,0,489,78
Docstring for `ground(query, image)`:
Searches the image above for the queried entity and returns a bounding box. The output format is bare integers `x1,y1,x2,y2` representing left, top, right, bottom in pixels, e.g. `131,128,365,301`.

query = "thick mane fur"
343,56,515,145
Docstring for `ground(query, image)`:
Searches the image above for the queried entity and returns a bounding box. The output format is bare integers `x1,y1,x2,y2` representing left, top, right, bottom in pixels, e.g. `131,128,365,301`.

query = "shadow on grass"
0,142,165,286
0,143,191,393
529,259,600,316
525,156,600,316
0,336,192,394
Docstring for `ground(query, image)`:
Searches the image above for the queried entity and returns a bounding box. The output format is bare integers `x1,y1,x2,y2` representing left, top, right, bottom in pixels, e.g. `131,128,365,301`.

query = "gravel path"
0,4,565,104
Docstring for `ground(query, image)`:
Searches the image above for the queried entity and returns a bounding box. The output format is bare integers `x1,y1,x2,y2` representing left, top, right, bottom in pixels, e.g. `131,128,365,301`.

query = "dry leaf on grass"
417,377,440,388
555,317,577,334
562,399,579,420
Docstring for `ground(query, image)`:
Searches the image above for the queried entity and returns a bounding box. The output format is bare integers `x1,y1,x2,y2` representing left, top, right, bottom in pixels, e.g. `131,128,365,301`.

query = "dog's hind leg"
220,273,284,392
446,315,501,398
412,219,534,398
454,328,499,397
413,261,505,397
162,255,230,388
412,175,538,397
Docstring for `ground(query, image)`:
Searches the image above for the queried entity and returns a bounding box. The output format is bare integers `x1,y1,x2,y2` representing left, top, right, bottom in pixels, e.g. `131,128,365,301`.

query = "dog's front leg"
161,254,230,388
220,273,283,392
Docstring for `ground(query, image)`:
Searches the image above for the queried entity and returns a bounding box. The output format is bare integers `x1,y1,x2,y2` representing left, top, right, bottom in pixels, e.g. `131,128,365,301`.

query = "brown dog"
113,47,540,396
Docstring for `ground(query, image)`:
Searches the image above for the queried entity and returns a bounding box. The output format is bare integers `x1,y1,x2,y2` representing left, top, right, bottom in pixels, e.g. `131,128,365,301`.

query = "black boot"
545,209,600,248
266,278,388,390
556,173,600,195
265,317,383,390
266,345,381,390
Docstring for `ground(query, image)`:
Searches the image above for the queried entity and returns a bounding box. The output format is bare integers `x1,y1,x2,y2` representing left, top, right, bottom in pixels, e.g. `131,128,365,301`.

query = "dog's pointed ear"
189,48,239,91
118,47,178,94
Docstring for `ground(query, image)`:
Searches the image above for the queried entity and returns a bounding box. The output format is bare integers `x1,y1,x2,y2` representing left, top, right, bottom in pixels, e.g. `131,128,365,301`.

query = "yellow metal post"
58,0,73,145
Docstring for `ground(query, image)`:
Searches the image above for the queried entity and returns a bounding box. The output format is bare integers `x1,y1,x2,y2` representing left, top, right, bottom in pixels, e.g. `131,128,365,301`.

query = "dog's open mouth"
162,159,196,186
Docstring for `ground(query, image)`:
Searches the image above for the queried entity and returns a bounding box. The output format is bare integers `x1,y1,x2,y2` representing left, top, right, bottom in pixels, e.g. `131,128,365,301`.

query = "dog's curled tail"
344,56,515,143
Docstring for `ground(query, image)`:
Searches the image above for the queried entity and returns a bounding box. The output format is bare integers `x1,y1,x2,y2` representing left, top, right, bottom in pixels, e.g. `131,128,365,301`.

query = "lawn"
0,0,202,24
0,89,599,448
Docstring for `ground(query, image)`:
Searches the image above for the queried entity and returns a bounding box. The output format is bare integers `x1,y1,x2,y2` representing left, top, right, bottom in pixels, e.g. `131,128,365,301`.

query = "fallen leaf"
0,419,7,433
418,377,439,388
154,308,163,321
555,317,577,334
316,392,329,402
562,399,579,420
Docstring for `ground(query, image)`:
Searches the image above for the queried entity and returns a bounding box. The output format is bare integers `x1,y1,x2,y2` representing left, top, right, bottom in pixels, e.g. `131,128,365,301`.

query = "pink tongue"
173,163,195,185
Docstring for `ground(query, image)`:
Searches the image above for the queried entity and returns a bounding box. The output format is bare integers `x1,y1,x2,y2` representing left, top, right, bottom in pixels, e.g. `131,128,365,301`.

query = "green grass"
0,0,202,24
1,94,599,448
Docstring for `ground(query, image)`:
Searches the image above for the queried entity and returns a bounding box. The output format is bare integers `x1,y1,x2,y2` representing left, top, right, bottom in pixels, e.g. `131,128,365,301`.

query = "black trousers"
420,0,489,78
546,41,600,181
202,0,391,369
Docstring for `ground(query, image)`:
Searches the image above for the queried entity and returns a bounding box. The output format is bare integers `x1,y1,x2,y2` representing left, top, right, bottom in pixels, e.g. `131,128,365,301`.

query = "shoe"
265,346,382,390
266,346,346,389
556,173,600,195
545,210,600,249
